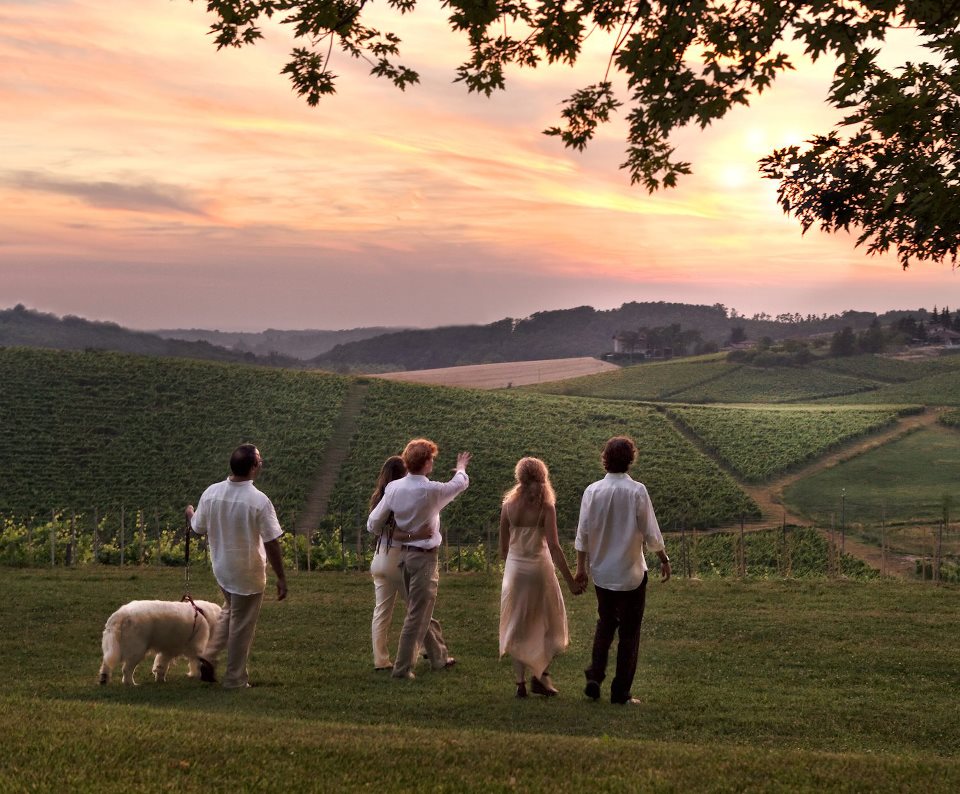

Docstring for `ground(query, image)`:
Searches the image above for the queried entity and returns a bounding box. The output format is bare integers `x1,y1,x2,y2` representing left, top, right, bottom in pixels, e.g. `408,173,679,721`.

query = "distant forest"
0,306,299,368
0,302,933,373
153,326,405,360
311,302,931,372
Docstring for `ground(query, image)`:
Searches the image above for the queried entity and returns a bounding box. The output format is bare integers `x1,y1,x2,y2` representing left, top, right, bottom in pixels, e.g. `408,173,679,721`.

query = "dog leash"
180,594,206,641
183,514,192,598
181,517,206,641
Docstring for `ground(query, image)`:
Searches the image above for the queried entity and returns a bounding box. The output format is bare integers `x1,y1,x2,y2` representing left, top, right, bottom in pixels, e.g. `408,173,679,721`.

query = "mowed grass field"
784,427,960,524
2,568,959,792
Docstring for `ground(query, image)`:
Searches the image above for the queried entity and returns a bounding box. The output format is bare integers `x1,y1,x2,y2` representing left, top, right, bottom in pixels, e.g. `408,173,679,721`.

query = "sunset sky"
1,0,957,331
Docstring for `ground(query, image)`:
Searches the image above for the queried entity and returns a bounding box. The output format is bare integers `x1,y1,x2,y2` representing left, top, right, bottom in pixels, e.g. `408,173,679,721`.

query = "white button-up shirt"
367,470,469,550
575,472,665,591
191,479,283,595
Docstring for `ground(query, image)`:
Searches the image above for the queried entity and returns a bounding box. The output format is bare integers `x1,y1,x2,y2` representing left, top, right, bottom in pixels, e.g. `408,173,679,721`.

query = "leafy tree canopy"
194,1,960,267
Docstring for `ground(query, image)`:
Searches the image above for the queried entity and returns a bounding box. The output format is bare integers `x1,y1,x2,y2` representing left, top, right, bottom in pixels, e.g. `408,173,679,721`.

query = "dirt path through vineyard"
674,408,944,578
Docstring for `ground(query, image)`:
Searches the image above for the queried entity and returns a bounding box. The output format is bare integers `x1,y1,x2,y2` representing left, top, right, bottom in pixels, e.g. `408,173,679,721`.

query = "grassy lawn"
2,567,959,791
783,427,960,525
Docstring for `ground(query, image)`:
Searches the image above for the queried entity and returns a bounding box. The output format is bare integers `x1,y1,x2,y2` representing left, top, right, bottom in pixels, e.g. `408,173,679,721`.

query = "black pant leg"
610,574,648,703
585,585,620,684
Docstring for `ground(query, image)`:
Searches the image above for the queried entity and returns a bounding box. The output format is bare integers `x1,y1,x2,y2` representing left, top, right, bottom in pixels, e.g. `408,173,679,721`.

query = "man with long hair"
367,438,471,679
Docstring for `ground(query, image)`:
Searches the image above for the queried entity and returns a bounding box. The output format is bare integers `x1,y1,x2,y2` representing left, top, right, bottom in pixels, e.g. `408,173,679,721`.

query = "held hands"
573,569,589,595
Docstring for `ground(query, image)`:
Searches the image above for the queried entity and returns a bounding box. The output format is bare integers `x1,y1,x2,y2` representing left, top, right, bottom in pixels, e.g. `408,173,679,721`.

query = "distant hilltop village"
609,307,960,365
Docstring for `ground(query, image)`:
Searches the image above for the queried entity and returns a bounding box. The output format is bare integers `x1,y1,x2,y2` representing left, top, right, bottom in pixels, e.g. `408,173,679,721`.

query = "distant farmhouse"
609,331,672,361
926,325,960,347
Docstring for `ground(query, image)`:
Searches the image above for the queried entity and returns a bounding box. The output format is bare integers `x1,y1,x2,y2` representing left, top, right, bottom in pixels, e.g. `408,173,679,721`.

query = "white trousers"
203,588,263,689
370,545,404,668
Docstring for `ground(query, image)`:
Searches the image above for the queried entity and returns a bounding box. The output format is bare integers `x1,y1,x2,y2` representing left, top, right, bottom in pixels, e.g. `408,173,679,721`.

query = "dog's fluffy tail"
99,612,123,685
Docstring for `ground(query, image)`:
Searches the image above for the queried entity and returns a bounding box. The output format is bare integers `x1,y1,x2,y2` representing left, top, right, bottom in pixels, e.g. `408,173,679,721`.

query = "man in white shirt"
367,438,471,679
574,436,670,705
186,444,287,689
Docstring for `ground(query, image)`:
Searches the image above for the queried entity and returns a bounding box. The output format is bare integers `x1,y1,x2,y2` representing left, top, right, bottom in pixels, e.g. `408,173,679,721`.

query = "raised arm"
543,503,581,594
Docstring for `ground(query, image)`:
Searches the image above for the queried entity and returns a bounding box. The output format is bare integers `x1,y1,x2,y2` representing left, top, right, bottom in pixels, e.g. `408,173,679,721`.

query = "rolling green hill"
816,367,960,406
666,405,907,482
0,347,349,523
8,345,960,544
0,347,757,534
526,355,731,400
534,352,960,405
531,356,881,403
327,378,757,530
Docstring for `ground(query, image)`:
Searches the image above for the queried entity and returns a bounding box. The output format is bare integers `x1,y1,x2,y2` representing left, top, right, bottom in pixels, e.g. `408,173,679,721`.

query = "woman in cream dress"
499,457,582,697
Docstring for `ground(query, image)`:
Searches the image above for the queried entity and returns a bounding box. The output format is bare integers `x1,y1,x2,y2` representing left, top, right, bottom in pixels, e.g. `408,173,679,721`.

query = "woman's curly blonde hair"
502,456,556,507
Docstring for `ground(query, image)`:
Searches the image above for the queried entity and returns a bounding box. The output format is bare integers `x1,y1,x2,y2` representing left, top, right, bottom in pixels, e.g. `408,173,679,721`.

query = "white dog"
98,598,223,685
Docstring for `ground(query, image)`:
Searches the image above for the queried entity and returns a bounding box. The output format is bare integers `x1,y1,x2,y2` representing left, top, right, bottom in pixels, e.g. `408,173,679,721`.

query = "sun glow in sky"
1,0,956,330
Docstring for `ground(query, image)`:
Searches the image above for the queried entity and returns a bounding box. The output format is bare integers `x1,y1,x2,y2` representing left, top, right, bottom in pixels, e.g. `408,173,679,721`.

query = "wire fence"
3,505,957,583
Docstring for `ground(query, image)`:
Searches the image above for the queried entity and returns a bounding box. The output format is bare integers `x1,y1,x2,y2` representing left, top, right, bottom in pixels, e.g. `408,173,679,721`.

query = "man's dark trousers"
585,573,648,703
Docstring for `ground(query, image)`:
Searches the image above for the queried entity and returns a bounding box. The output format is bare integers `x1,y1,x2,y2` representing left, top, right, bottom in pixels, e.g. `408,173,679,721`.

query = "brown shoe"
531,675,558,697
515,681,528,699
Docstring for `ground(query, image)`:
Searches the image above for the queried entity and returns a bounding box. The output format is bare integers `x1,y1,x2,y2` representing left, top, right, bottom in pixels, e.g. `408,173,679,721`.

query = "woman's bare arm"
543,504,581,593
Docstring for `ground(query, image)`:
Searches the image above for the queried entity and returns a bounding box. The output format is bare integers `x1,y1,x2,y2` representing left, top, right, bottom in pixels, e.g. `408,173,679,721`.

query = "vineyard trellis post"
155,510,161,567
681,520,693,579
935,520,943,585
880,504,887,577
937,496,949,586
830,513,839,578
120,506,125,568
784,512,792,578
292,511,299,573
485,523,492,574
138,509,145,565
456,528,461,573
50,508,55,568
93,507,99,564
692,525,698,580
778,512,785,577
443,524,449,574
356,523,363,572
738,513,746,578
840,488,846,556
306,525,312,573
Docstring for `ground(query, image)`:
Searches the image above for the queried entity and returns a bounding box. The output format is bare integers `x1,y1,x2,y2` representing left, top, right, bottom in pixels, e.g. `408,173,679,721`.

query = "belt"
400,544,437,553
